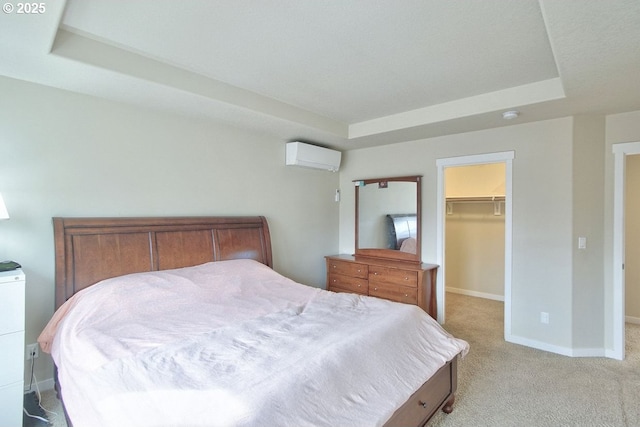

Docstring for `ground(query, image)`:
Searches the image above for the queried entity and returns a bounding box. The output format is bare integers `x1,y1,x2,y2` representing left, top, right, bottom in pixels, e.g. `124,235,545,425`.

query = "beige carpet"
38,292,640,427
430,292,640,427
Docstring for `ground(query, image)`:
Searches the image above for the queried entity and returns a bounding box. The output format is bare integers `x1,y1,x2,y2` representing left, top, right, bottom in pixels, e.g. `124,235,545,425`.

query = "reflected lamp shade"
0,194,9,219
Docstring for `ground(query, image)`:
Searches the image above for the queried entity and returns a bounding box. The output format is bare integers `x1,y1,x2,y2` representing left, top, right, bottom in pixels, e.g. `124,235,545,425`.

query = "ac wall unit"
285,142,341,172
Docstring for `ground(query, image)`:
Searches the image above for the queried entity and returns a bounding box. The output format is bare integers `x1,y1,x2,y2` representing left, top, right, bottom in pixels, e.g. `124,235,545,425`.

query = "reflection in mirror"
358,182,417,252
355,176,421,263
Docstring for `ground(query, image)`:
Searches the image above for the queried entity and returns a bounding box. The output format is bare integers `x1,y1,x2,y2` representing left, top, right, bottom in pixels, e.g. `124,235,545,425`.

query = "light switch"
578,237,587,249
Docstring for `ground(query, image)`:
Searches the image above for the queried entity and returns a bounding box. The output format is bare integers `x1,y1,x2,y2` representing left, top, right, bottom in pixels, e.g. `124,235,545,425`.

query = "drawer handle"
374,272,378,275
404,294,408,297
357,269,361,272
374,287,378,291
332,265,337,268
357,284,361,287
404,277,409,280
419,401,428,409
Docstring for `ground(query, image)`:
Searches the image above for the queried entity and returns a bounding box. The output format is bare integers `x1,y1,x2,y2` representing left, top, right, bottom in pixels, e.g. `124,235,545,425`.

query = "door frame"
436,151,514,340
611,141,640,360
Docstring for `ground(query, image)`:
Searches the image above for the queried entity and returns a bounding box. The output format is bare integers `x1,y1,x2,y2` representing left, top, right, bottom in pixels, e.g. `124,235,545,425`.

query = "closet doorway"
625,154,640,330
436,151,513,341
444,163,506,303
612,142,640,360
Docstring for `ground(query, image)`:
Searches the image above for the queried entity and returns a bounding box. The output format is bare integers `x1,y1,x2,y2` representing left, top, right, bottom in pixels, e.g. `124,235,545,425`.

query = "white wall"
340,118,576,350
571,115,606,351
0,76,340,387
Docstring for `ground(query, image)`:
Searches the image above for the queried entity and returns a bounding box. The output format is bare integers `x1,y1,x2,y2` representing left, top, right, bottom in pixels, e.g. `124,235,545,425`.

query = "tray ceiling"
1,0,639,149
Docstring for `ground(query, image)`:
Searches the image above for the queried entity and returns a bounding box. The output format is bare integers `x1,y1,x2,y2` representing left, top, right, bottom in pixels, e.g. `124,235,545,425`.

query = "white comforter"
41,259,468,427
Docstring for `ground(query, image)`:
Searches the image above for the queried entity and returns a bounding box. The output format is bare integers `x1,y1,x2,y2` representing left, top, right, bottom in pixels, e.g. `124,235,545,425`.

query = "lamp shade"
0,193,9,219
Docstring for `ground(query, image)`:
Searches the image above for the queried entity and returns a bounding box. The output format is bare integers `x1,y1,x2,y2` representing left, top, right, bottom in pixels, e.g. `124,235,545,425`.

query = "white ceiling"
1,0,640,150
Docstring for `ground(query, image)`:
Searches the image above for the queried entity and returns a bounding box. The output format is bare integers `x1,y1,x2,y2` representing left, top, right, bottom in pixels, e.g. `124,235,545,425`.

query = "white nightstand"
0,268,25,427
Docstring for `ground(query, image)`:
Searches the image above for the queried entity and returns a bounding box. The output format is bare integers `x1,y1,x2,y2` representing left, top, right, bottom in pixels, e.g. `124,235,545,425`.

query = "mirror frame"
354,175,422,264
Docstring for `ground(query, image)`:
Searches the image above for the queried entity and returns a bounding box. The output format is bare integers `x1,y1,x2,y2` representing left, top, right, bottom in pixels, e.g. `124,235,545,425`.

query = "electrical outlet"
540,312,550,324
26,343,39,360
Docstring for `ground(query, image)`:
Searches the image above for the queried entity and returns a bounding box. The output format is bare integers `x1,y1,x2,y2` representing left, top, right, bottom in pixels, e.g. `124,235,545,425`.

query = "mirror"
355,175,421,263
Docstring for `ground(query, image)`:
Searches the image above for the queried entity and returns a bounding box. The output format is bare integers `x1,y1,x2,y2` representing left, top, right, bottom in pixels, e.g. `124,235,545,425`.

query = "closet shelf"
446,195,505,203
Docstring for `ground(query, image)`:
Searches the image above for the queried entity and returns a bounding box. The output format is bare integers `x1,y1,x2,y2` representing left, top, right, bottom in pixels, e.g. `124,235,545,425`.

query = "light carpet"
429,292,640,427
38,292,639,427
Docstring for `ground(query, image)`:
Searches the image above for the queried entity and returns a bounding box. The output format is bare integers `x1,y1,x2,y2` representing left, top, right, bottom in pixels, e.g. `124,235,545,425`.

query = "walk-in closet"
626,154,640,325
445,163,506,302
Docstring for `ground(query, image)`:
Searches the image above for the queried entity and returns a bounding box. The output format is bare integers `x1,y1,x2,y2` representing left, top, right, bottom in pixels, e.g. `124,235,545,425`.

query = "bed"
386,214,417,251
39,216,468,427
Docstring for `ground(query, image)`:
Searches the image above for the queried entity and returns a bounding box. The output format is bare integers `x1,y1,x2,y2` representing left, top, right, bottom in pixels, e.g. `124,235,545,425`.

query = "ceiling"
1,0,640,150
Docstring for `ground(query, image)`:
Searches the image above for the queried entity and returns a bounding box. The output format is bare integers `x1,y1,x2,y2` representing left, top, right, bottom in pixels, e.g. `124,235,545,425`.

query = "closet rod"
446,196,505,203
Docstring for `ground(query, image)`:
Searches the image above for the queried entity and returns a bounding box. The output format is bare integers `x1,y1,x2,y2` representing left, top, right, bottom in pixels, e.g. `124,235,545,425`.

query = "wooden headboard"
53,216,272,309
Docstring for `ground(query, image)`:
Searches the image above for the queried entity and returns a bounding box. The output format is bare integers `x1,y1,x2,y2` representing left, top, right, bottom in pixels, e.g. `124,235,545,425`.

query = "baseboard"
605,348,624,360
506,333,610,358
505,333,573,357
452,290,622,359
446,286,504,302
626,316,640,325
570,347,607,357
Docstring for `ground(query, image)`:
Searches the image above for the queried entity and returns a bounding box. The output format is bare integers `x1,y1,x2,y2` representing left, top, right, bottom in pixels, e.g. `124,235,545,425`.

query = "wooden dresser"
325,254,438,319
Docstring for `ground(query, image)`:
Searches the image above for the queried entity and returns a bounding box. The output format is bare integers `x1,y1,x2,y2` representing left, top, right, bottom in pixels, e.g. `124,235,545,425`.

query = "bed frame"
53,216,272,309
52,216,458,427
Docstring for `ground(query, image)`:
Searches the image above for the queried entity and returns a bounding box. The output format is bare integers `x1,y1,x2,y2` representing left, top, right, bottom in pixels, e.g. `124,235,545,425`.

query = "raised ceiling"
1,0,640,149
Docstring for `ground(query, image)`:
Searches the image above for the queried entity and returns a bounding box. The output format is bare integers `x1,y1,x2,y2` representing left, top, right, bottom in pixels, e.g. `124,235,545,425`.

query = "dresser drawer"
369,282,417,305
328,274,368,295
369,266,418,287
326,255,438,318
384,361,453,427
327,260,368,279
